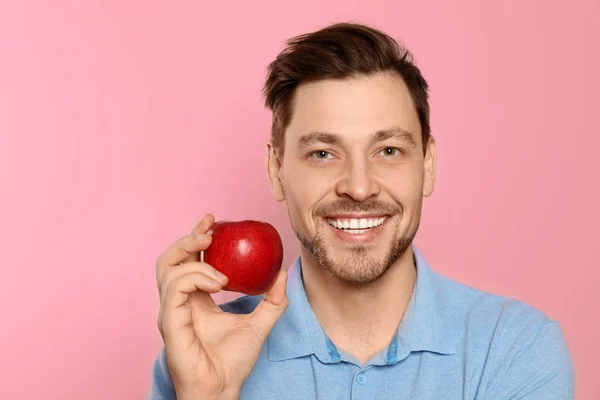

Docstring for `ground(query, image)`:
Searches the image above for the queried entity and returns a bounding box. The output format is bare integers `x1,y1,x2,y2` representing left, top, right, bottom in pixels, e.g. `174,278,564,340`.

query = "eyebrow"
371,127,417,147
296,126,417,151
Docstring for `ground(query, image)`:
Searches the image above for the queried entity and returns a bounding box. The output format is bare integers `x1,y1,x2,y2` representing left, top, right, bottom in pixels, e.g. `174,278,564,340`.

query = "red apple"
203,220,284,296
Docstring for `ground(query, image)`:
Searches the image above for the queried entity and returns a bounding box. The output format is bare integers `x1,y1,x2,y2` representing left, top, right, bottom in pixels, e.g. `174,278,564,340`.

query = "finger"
161,262,229,296
189,214,216,237
158,272,222,338
159,262,228,314
156,234,213,290
248,269,289,339
156,214,216,288
166,272,223,308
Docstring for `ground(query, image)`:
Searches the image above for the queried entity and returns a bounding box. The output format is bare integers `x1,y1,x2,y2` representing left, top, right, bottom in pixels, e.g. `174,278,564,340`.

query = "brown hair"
263,22,431,157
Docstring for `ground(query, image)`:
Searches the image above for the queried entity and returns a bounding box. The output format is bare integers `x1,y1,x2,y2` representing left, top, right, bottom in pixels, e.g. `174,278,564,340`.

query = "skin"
266,70,437,364
156,70,437,400
156,216,289,400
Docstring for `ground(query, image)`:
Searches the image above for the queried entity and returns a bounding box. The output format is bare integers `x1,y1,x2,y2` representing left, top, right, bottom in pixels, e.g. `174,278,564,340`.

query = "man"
148,22,574,399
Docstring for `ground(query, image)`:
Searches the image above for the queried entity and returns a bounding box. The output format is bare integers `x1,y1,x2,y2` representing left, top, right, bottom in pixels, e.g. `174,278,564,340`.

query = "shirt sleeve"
489,321,575,400
147,346,177,400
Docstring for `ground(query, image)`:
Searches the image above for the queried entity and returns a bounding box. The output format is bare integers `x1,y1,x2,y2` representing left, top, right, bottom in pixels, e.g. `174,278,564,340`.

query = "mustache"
314,199,401,217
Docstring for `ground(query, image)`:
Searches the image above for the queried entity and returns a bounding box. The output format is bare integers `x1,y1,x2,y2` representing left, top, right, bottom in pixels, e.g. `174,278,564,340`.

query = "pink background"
1,0,598,398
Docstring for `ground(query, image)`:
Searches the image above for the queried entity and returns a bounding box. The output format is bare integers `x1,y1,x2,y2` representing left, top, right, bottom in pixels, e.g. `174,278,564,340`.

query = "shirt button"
356,373,367,385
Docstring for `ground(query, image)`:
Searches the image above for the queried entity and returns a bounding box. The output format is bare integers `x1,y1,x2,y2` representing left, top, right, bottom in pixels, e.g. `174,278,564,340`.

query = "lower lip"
325,218,388,244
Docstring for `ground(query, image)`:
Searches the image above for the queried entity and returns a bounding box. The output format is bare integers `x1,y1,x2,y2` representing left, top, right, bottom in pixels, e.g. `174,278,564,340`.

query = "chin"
294,223,416,286
326,254,391,284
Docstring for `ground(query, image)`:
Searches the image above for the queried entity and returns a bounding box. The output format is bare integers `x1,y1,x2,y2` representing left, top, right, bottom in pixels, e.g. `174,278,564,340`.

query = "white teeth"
326,217,387,232
347,229,367,234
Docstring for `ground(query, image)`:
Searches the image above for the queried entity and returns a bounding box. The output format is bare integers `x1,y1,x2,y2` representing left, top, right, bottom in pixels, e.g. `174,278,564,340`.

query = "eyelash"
308,147,404,160
309,150,334,160
378,147,404,157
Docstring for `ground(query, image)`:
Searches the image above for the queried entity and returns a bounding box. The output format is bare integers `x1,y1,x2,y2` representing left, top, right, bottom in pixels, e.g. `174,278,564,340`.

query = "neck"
300,248,417,364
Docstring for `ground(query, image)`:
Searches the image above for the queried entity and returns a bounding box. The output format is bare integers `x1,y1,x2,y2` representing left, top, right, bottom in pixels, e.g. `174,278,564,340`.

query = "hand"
155,214,289,399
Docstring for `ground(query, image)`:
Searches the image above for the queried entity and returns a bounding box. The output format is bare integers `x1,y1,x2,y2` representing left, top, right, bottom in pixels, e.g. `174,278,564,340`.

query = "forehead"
286,71,421,146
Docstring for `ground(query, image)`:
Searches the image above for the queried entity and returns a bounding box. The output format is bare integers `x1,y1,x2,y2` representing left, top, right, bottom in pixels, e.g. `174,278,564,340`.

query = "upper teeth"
326,217,386,230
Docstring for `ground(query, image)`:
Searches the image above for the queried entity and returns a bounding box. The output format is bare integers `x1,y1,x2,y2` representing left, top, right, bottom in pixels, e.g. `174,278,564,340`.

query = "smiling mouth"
325,216,388,234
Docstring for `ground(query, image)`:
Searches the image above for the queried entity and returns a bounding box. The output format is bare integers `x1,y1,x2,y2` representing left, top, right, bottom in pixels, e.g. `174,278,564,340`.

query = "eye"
379,147,402,157
310,150,333,160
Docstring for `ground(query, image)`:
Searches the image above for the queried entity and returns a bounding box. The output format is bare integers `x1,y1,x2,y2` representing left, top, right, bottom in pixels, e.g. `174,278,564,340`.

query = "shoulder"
432,269,553,339
431,271,574,397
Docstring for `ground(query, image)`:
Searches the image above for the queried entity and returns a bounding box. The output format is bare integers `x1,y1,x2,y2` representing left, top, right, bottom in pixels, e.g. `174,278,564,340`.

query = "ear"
423,135,437,197
266,141,286,202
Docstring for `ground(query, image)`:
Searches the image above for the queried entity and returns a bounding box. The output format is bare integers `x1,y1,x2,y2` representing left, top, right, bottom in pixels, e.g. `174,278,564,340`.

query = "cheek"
284,171,336,232
284,162,335,204
282,176,317,223
380,166,425,209
381,164,423,191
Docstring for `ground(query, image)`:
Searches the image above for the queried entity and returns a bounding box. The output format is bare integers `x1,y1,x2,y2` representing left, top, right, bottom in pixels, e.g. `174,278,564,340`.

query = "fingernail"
195,234,206,241
215,270,227,281
209,279,221,287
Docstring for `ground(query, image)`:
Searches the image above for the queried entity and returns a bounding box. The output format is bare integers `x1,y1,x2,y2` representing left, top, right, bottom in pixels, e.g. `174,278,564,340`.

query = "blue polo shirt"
148,247,574,399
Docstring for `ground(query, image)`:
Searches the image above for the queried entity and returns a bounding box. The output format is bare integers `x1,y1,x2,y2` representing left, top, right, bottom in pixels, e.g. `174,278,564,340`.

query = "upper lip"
325,213,389,219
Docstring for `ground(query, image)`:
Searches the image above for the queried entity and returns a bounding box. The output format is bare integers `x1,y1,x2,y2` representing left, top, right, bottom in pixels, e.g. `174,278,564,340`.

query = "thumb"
248,269,289,338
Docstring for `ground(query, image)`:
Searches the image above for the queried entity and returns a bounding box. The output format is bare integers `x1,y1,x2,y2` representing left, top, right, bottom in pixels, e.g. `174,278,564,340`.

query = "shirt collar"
267,253,335,363
267,246,458,363
393,247,458,359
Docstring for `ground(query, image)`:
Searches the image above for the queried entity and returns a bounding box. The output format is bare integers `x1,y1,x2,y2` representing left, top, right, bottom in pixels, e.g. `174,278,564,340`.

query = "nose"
335,159,380,202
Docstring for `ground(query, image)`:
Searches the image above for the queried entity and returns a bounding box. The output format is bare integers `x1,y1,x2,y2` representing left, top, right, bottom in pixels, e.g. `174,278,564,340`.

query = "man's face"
267,71,436,285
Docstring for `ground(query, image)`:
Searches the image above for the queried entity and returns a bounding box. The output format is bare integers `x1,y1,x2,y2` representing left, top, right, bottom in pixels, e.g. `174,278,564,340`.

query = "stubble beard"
293,215,418,285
